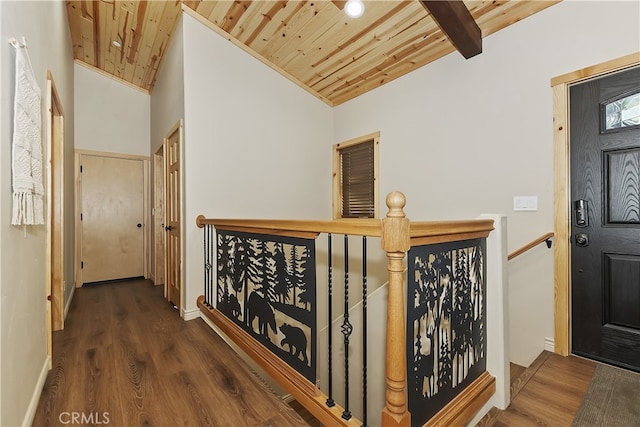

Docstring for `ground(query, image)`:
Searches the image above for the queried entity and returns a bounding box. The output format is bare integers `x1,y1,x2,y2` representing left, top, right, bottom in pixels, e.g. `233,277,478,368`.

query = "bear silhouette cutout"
247,292,276,340
280,323,308,365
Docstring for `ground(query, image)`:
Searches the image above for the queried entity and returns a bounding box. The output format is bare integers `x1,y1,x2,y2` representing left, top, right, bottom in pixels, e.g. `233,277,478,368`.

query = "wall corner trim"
64,286,76,320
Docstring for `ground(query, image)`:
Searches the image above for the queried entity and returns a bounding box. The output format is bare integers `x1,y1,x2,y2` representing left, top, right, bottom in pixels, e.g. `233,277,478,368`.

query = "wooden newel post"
381,191,411,427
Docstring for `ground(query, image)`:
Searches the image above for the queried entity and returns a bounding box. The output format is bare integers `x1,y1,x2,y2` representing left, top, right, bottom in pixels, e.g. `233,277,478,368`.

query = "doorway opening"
74,151,150,286
45,71,65,365
163,121,184,313
153,145,166,291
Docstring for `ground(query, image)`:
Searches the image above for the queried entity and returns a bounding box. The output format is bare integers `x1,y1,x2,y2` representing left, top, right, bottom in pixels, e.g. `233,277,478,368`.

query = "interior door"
81,154,145,284
570,66,640,372
165,123,182,310
153,146,165,287
46,73,65,329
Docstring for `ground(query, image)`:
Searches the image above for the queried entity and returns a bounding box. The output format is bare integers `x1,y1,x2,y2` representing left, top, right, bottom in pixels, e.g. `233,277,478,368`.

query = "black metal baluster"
208,226,213,307
326,233,335,407
362,235,368,427
209,225,217,308
204,225,209,305
341,234,353,421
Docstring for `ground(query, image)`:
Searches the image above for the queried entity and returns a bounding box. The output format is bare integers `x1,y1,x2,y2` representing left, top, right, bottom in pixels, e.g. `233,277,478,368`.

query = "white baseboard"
544,337,555,352
182,307,201,321
64,285,75,320
22,355,51,427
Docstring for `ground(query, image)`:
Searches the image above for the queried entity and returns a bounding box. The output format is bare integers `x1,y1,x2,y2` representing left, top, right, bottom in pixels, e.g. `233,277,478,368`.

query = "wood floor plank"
83,345,123,424
487,353,598,427
509,362,526,388
32,279,310,426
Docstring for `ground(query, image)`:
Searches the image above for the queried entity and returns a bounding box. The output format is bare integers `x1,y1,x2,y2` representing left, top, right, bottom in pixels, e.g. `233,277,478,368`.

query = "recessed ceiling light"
112,40,121,48
344,0,365,18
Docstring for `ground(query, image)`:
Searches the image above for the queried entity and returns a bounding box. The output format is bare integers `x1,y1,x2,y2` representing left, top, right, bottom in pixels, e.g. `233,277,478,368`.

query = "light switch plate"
513,196,538,211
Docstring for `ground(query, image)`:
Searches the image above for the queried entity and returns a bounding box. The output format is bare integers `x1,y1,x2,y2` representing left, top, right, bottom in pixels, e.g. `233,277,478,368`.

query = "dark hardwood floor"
34,278,607,427
32,279,310,426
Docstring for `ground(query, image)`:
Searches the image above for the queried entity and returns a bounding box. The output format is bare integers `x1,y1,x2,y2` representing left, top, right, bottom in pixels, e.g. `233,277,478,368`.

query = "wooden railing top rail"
410,219,494,246
195,215,495,246
196,215,382,237
508,232,555,261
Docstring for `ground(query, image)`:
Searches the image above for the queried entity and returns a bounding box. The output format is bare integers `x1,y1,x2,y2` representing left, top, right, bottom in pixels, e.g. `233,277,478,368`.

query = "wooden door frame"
153,145,166,289
45,71,65,367
164,120,184,314
74,150,151,287
552,52,640,356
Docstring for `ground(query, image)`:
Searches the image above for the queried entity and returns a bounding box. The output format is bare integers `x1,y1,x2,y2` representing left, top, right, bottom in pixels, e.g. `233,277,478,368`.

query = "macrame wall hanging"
9,37,44,226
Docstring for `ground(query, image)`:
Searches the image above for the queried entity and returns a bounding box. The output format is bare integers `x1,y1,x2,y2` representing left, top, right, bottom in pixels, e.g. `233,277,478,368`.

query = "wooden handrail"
195,216,494,245
195,216,382,237
410,219,494,246
508,232,554,261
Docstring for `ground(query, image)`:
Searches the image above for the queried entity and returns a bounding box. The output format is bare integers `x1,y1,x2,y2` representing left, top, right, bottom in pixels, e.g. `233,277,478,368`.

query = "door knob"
137,223,142,228
575,233,589,247
165,225,173,231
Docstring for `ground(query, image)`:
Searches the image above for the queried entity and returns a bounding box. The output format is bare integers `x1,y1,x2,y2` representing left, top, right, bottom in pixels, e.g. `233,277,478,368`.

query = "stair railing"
196,191,495,427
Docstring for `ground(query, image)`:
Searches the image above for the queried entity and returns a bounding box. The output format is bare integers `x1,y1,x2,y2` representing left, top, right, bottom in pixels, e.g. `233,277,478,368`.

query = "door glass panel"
602,91,640,132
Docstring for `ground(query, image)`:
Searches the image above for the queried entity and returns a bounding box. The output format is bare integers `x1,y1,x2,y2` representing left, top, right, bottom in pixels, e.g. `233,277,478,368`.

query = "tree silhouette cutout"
214,230,317,382
236,237,255,325
407,240,487,426
216,233,229,303
270,242,289,304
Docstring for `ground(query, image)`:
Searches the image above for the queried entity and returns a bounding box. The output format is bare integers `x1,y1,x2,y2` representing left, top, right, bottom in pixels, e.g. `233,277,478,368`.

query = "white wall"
181,12,334,316
0,1,74,426
74,63,150,156
151,16,184,154
333,0,640,367
0,5,3,422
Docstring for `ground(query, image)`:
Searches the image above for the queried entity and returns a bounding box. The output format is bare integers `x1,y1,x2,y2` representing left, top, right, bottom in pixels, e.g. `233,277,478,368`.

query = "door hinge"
81,261,84,269
80,165,83,173
80,213,83,221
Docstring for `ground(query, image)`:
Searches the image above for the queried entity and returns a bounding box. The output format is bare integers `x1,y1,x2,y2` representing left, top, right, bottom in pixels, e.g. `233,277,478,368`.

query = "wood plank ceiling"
66,0,182,92
66,1,560,105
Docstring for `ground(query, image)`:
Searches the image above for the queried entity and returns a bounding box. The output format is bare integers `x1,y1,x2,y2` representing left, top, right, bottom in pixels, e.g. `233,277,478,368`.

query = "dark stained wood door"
570,66,640,372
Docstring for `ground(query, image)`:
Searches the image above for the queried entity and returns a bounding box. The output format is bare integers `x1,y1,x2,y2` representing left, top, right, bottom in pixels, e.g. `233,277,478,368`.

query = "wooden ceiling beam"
419,0,482,59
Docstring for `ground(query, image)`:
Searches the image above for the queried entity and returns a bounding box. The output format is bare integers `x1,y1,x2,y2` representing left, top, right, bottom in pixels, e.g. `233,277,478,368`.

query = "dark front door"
570,66,640,372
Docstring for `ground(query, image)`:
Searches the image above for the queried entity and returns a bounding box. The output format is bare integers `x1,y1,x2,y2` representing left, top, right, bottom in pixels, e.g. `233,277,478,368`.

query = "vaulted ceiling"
66,1,560,106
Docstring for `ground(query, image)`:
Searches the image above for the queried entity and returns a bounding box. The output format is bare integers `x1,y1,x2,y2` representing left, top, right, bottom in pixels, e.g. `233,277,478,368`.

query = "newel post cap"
386,191,406,218
382,191,410,252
